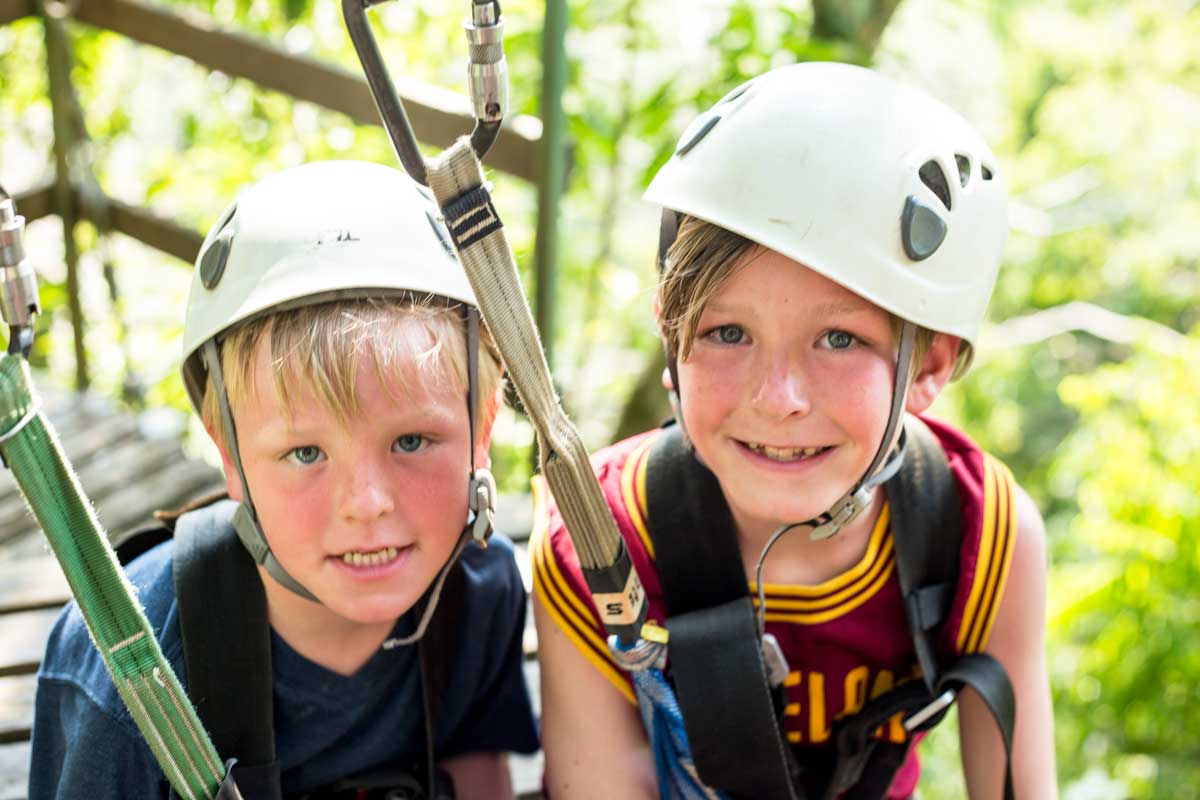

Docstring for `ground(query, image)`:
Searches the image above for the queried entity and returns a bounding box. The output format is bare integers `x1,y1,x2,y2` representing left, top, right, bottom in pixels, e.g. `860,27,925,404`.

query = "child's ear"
205,423,244,502
905,334,960,415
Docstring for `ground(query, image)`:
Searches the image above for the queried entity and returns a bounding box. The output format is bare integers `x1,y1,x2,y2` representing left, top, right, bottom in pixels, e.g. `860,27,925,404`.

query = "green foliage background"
1,0,1197,796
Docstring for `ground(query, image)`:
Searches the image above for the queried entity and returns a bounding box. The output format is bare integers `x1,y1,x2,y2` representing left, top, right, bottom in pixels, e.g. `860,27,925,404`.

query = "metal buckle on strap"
809,484,874,541
468,468,496,546
904,689,956,732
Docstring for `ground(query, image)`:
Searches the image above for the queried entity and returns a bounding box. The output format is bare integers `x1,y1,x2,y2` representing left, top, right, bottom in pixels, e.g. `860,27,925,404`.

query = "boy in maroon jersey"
532,63,1056,799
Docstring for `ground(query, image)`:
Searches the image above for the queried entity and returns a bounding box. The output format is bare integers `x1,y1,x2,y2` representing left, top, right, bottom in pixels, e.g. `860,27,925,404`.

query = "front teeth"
341,546,399,567
746,442,826,461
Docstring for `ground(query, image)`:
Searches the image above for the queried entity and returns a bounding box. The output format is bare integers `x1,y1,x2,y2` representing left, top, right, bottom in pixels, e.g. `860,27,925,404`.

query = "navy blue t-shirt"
30,530,538,798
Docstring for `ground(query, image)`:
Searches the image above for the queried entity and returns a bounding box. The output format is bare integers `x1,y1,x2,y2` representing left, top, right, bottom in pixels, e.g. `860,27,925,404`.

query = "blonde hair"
202,295,503,447
657,215,970,379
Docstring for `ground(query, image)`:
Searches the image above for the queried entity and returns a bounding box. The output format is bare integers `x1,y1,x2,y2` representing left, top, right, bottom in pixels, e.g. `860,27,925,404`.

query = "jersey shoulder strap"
173,498,282,800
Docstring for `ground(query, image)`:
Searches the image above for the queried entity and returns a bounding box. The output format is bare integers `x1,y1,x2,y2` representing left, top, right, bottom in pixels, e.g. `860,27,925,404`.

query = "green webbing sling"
0,354,227,800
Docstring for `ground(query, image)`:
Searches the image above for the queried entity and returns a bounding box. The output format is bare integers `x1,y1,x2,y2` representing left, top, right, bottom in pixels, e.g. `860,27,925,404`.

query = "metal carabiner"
342,0,508,187
0,188,41,358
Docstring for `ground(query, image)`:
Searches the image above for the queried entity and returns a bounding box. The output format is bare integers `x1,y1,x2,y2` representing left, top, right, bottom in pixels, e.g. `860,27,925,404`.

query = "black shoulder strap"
646,424,802,800
884,415,963,692
174,499,282,800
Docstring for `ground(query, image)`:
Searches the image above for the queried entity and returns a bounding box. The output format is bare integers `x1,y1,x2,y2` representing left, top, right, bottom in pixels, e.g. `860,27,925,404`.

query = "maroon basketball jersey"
532,416,1017,798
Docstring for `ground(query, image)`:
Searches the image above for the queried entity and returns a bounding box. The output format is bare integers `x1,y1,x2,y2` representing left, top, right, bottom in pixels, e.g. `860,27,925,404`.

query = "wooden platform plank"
0,609,60,678
0,557,68,615
0,741,30,800
0,674,36,745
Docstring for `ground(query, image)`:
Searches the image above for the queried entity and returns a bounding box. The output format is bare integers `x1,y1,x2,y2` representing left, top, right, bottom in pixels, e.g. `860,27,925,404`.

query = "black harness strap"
174,499,282,800
647,424,801,800
885,416,963,693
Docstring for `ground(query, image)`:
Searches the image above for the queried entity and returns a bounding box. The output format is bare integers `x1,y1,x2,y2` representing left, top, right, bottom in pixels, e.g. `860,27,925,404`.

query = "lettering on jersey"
781,664,922,745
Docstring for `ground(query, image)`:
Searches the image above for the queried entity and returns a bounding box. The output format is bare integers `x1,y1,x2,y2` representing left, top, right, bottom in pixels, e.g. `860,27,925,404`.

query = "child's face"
219,320,481,627
676,248,911,535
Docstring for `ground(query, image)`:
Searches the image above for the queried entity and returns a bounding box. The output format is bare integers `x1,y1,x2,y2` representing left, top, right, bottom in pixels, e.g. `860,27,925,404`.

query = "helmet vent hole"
954,154,971,187
676,114,721,157
919,160,952,211
981,163,995,181
718,83,751,105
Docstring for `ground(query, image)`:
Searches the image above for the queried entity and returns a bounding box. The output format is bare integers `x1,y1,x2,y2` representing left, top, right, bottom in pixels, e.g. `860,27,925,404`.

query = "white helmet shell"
645,62,1008,349
181,160,475,411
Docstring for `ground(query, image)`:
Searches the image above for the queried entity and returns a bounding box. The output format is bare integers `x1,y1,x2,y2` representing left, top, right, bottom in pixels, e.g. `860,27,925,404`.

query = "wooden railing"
3,0,553,388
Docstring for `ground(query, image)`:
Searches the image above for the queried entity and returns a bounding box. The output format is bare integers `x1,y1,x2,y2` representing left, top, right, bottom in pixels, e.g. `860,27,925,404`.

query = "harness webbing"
425,138,647,642
0,354,227,800
174,501,280,799
646,423,800,799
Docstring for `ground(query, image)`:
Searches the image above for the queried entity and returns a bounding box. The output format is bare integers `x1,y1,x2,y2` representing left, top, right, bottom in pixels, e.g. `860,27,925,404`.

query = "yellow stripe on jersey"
529,480,636,705
972,459,1017,652
750,506,892,603
621,435,657,559
956,456,1017,653
760,551,896,625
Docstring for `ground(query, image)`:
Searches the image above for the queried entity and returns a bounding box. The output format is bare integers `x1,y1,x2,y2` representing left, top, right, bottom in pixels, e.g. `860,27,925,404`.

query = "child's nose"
749,354,812,420
340,463,396,521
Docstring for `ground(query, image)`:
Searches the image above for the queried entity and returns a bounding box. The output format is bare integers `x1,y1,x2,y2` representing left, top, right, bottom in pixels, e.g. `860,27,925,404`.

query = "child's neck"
733,486,886,588
258,568,396,676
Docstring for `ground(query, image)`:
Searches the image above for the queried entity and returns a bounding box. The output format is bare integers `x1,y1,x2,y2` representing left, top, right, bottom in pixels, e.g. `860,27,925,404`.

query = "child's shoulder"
456,532,527,610
38,539,185,729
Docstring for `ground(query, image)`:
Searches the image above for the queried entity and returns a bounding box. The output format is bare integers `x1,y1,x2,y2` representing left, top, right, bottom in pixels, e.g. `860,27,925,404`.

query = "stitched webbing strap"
647,424,801,799
175,500,280,800
426,138,645,638
0,354,226,800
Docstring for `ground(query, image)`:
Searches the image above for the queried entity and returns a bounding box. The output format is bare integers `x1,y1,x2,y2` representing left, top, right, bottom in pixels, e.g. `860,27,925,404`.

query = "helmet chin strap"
202,305,497,646
204,340,319,602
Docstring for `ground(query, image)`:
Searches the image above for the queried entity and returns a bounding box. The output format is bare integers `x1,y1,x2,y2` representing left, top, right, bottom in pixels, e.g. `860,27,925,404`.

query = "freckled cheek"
678,356,748,423
817,360,895,438
397,455,472,533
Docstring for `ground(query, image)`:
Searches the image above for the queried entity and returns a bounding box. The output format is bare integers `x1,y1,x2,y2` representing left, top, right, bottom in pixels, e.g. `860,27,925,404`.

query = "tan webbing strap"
426,139,645,638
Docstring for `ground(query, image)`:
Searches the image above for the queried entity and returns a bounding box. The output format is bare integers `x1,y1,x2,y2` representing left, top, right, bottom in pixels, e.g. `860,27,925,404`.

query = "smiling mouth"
338,546,405,567
741,441,832,463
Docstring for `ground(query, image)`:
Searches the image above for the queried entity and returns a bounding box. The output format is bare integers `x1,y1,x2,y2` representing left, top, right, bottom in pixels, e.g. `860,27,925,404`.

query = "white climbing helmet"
181,159,477,412
645,61,1008,359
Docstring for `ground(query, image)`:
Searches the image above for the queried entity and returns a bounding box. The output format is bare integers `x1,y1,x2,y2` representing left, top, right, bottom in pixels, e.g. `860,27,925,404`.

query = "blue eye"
395,434,425,453
715,325,745,344
288,445,324,465
824,330,855,349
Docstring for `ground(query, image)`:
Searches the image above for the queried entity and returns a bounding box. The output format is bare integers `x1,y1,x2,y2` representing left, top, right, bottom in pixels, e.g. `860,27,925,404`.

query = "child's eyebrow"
807,299,877,318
